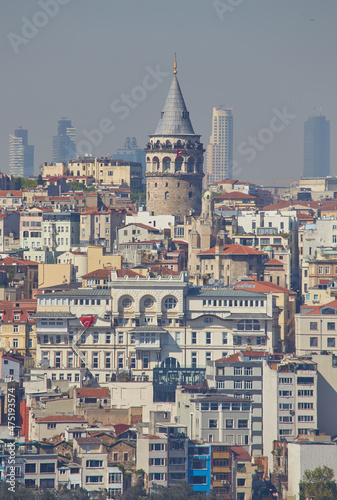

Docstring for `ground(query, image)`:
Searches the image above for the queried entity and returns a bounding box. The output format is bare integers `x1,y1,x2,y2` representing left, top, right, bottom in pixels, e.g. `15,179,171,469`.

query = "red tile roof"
116,269,144,278
121,223,160,232
111,424,132,435
82,269,111,279
0,191,22,197
234,280,295,295
264,258,284,267
231,446,251,460
304,298,337,315
75,388,109,398
0,257,38,266
199,244,264,256
36,415,86,423
214,191,256,201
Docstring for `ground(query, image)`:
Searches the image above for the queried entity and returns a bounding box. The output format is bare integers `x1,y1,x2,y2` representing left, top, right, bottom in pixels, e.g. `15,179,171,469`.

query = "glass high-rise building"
9,127,34,177
52,118,76,163
206,106,233,185
113,137,146,177
303,115,330,178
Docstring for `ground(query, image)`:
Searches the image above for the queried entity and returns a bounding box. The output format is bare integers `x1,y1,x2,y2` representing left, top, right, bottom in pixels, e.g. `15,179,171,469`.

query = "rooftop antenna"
173,53,177,76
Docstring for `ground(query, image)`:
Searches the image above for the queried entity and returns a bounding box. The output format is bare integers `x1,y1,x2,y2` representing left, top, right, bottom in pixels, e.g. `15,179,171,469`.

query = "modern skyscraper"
145,56,204,218
206,106,233,185
9,127,34,177
52,118,76,163
113,137,146,177
303,114,330,178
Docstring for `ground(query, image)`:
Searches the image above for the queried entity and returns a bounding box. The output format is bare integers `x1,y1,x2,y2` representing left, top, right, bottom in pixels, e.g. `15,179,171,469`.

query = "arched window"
164,296,177,310
163,157,171,170
175,157,183,172
165,192,169,200
187,158,194,173
189,192,193,199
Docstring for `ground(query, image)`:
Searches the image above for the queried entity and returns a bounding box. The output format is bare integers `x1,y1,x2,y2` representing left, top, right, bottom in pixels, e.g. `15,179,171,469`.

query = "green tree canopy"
300,466,337,500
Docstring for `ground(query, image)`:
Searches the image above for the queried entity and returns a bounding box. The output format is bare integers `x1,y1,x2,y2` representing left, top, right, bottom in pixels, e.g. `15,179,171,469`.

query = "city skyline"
1,0,336,183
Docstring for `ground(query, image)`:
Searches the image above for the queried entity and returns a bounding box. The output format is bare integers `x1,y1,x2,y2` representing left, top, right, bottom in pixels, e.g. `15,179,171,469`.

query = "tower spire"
173,53,177,76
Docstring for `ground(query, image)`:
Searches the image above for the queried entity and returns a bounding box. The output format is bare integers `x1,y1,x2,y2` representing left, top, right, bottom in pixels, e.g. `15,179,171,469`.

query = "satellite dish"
209,278,215,285
213,280,219,286
218,279,224,285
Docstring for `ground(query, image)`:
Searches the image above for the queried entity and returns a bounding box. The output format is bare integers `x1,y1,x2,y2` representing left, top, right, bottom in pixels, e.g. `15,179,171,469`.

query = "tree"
130,192,146,204
300,466,337,500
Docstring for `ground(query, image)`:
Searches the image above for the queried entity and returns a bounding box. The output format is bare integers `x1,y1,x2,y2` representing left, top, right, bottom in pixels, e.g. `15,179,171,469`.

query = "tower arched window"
175,157,183,172
163,157,171,171
187,158,194,173
165,182,168,187
154,183,157,188
189,192,193,199
165,192,169,200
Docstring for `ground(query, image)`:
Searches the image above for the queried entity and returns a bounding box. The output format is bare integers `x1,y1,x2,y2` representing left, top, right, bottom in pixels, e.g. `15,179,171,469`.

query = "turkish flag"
176,149,184,158
80,315,96,328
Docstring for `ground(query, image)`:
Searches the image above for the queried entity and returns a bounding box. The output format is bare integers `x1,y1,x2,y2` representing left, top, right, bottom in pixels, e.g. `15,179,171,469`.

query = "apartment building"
206,350,268,456
68,157,143,191
137,428,188,493
263,356,318,470
188,441,211,493
177,392,253,453
0,298,37,359
80,209,125,252
295,298,337,355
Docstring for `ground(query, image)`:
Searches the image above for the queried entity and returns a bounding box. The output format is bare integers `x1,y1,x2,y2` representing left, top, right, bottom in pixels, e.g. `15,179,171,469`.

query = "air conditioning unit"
221,480,227,485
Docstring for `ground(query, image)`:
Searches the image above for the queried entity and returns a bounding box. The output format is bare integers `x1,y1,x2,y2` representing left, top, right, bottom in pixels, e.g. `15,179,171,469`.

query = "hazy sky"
1,0,336,184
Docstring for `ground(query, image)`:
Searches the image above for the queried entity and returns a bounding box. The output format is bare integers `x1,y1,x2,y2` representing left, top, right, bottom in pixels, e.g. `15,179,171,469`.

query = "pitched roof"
231,446,251,460
82,269,111,279
303,298,337,315
234,280,296,295
121,223,160,232
264,258,285,267
0,257,38,266
214,191,256,201
75,388,109,398
36,415,86,423
0,191,22,197
199,244,264,256
154,75,195,135
111,424,132,435
116,269,144,278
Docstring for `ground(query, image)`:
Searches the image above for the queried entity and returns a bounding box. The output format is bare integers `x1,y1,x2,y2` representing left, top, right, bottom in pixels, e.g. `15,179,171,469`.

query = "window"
40,463,55,473
142,353,149,369
40,479,54,488
192,332,197,344
325,266,331,274
279,377,292,384
237,478,246,487
328,337,336,347
298,390,314,396
105,353,111,369
122,297,132,309
150,443,165,451
206,332,211,344
226,419,233,429
13,339,19,348
237,319,260,331
222,332,228,345
310,322,318,331
328,322,336,331
191,352,197,368
279,416,293,423
118,353,124,369
86,460,103,468
244,381,252,390
298,402,313,409
25,463,36,473
118,333,123,344
318,266,323,274
93,352,99,369
14,313,20,321
298,415,314,422
244,367,252,376
206,352,212,361
310,337,318,347
47,423,56,429
86,476,103,483
130,353,136,369
279,390,292,397
238,420,248,428
164,297,177,309
106,334,111,344
93,332,99,344
234,367,242,376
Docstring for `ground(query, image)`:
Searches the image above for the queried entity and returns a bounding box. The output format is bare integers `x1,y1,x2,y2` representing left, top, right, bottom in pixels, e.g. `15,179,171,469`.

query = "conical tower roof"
154,58,195,136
